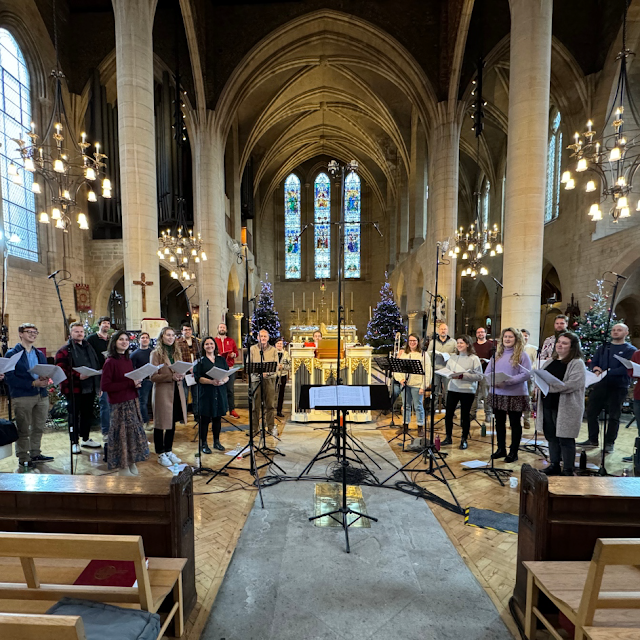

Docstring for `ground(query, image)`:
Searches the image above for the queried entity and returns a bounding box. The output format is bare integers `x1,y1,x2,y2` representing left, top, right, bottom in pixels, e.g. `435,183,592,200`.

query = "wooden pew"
0,532,186,639
0,468,196,617
0,613,86,640
514,464,640,622
524,538,640,640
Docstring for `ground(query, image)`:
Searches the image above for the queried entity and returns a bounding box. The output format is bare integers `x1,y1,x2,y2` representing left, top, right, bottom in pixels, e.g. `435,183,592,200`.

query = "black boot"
543,463,562,476
103,444,108,463
202,443,212,454
504,449,519,463
213,440,225,451
441,437,453,446
459,439,468,450
491,448,507,459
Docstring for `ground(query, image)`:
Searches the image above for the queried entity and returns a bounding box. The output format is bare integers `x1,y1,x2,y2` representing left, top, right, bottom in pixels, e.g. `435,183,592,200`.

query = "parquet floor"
0,394,637,639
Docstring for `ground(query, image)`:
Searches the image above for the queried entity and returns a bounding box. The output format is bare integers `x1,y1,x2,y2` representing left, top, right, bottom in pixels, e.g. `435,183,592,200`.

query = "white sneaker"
158,453,172,467
118,467,133,476
128,463,139,476
166,451,181,464
82,438,101,448
72,444,81,454
144,423,154,432
271,427,278,437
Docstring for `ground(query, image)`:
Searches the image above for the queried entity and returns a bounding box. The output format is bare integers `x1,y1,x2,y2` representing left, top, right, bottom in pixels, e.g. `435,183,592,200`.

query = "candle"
369,306,372,320
303,293,306,310
81,132,86,144
350,292,353,310
331,293,334,309
292,292,295,311
312,293,315,310
95,142,100,154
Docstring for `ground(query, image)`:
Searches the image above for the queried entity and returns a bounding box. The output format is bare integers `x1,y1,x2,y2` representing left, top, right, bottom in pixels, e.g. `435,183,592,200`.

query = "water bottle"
622,467,630,477
481,423,487,437
171,463,179,476
434,435,440,451
236,442,243,460
579,450,587,471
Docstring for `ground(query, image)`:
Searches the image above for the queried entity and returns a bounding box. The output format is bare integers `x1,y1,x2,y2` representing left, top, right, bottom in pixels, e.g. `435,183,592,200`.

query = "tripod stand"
308,406,378,553
381,242,462,513
372,356,398,428
387,356,424,451
467,277,511,486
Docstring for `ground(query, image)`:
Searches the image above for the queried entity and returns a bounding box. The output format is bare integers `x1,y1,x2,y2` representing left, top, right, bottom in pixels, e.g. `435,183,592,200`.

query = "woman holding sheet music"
484,328,532,462
441,336,484,450
150,327,188,468
394,334,431,437
100,330,149,475
537,332,586,476
193,337,229,453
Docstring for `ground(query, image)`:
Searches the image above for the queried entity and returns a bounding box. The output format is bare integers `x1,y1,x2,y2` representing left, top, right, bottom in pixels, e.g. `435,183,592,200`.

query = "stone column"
409,106,427,249
386,181,397,272
407,311,419,336
192,112,228,328
398,161,409,257
426,102,462,327
501,0,552,336
113,0,160,328
233,313,244,350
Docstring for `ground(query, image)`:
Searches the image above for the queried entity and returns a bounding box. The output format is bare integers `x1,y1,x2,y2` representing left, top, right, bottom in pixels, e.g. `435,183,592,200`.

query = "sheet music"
185,373,196,387
484,372,514,384
309,386,371,408
206,365,241,381
0,350,24,374
435,367,467,379
585,369,607,388
30,364,66,385
168,361,194,375
125,363,164,382
529,369,563,396
73,366,102,377
614,354,640,377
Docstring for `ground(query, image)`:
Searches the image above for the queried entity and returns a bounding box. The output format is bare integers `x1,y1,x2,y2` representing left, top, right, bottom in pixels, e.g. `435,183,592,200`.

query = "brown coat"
150,349,188,430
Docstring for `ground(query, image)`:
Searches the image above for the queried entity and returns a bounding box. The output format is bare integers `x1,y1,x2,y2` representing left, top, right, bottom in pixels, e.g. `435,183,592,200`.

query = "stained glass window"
314,172,330,279
284,173,301,279
545,111,562,224
481,179,490,231
343,171,360,278
0,29,37,261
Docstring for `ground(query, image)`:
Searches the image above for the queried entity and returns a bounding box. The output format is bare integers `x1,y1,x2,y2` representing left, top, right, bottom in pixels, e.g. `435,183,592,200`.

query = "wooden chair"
0,532,186,639
524,538,640,640
0,613,86,640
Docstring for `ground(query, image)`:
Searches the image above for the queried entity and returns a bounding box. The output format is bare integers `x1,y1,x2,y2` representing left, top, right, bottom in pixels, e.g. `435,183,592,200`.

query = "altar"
289,341,374,423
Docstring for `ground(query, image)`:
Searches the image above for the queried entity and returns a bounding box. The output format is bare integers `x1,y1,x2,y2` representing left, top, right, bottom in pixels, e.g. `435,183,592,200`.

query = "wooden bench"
0,532,186,639
583,629,640,640
524,538,640,640
0,613,86,639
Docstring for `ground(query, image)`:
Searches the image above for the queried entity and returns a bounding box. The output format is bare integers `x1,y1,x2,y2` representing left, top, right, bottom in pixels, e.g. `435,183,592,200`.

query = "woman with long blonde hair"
484,327,531,462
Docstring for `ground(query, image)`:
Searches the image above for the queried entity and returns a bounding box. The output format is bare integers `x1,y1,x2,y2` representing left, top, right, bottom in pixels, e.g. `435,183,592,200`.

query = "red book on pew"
74,559,148,588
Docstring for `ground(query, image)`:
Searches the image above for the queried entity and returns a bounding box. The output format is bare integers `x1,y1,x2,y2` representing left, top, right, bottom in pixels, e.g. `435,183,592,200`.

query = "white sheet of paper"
309,385,371,408
169,361,194,375
73,366,102,377
531,369,565,397
585,369,607,388
124,363,164,382
30,364,66,385
185,373,196,387
0,350,25,374
435,352,451,364
435,368,461,379
484,371,514,384
461,460,489,469
614,354,640,377
206,365,241,381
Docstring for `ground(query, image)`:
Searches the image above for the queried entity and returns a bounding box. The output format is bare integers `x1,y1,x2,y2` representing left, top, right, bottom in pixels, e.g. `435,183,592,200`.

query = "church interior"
1,1,640,639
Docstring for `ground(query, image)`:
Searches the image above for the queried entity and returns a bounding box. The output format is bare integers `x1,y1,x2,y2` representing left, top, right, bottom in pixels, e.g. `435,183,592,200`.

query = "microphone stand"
50,271,77,475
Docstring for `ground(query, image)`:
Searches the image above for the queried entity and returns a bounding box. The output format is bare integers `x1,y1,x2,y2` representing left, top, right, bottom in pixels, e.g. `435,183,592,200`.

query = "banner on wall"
74,284,92,312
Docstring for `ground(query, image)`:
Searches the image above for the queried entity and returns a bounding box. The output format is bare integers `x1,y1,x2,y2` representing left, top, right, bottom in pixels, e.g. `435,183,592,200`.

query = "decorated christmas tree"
573,279,623,363
364,279,406,353
246,279,281,346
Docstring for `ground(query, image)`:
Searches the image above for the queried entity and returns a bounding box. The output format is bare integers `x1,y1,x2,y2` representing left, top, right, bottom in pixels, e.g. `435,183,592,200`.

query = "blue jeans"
99,391,110,437
402,385,425,426
138,379,153,424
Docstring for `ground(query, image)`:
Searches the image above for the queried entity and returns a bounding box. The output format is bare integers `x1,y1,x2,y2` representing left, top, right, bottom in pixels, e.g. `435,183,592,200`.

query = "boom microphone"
48,270,61,279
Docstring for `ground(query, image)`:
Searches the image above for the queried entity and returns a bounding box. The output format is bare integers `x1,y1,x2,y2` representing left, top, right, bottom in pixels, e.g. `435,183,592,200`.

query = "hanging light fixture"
11,0,109,233
566,0,640,222
449,57,501,279
157,29,204,283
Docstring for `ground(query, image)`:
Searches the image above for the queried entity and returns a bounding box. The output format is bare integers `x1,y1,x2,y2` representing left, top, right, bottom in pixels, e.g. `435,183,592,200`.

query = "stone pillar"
427,102,462,327
398,161,409,257
113,0,161,329
386,181,397,272
501,0,552,336
409,107,427,249
233,313,244,350
192,112,228,328
407,311,419,336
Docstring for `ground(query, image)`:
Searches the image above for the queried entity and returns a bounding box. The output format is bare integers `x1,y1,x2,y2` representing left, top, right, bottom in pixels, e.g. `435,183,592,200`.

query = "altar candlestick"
292,292,295,311
350,292,353,310
303,293,306,310
312,293,315,310
331,293,334,309
369,306,372,320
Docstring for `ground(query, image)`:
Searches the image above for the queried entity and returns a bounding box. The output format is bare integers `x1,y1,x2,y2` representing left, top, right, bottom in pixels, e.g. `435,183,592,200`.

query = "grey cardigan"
538,357,587,438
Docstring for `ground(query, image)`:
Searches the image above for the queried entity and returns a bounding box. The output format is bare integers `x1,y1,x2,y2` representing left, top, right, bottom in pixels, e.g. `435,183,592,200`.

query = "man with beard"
540,315,568,360
215,322,240,419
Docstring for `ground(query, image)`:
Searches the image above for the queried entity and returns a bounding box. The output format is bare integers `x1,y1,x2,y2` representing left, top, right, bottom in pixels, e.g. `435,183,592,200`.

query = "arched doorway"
159,268,190,330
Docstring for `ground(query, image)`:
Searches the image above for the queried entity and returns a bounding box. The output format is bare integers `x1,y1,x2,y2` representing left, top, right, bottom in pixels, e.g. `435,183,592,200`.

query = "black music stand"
297,384,390,478
307,390,379,553
387,357,424,450
373,356,398,427
249,360,284,458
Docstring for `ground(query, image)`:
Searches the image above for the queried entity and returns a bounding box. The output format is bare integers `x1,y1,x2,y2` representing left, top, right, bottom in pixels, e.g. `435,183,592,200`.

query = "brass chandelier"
563,0,640,223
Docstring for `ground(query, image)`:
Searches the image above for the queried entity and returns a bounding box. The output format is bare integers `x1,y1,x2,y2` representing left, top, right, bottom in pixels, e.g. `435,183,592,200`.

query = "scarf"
162,343,176,365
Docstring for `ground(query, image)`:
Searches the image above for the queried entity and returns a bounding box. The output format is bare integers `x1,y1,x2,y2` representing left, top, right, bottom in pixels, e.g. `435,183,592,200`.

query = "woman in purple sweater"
484,327,531,462
101,330,150,475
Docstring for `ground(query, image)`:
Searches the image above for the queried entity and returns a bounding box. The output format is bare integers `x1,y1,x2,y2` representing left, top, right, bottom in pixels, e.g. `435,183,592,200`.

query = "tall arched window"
0,29,37,261
343,171,360,278
284,173,301,279
314,172,330,279
545,111,562,223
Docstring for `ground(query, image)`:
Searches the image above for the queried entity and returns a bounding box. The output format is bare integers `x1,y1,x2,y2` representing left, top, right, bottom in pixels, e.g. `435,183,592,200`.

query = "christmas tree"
246,279,281,346
364,279,406,353
573,279,623,363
